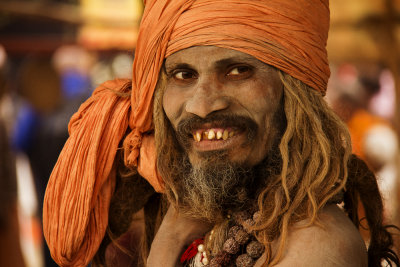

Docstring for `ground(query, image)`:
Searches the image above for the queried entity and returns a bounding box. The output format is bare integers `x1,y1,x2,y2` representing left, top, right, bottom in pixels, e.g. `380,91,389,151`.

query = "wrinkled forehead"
157,0,329,93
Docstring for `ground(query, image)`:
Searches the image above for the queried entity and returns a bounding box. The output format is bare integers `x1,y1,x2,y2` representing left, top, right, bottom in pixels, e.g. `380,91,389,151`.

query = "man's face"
163,46,284,168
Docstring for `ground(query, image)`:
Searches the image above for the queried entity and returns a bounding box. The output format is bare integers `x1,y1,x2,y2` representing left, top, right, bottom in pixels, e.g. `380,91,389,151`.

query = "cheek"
162,87,181,125
247,81,283,122
260,94,283,133
251,82,283,142
162,90,171,118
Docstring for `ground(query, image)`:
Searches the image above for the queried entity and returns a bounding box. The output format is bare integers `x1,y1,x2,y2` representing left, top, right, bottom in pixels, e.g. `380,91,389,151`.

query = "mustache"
175,113,258,147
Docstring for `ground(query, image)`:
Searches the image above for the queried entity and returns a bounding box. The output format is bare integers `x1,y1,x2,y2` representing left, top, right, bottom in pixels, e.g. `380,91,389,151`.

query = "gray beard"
177,152,267,222
170,113,285,222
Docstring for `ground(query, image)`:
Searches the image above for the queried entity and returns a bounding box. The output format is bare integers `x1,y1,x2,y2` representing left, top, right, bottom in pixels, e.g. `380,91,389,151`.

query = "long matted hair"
153,68,399,266
94,67,399,266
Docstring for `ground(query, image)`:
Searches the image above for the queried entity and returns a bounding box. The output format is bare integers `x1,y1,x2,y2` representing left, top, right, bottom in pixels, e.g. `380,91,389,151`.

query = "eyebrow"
164,63,194,74
214,56,262,68
164,55,264,74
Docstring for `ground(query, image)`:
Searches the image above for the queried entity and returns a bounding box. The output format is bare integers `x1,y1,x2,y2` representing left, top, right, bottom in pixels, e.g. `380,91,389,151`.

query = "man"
43,0,399,266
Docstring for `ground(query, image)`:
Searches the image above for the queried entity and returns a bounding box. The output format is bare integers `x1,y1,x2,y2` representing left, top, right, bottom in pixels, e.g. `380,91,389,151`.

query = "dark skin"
147,206,213,266
147,46,367,266
162,46,283,168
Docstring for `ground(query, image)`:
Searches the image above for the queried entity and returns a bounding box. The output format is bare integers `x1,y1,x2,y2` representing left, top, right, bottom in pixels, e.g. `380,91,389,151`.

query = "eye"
227,65,252,78
174,71,196,80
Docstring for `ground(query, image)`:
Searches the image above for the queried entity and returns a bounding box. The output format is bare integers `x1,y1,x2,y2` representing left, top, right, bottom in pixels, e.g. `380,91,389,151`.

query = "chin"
188,150,260,172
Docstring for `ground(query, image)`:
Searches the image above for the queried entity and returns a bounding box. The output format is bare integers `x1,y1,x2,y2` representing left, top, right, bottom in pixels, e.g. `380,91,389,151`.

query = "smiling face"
162,46,285,168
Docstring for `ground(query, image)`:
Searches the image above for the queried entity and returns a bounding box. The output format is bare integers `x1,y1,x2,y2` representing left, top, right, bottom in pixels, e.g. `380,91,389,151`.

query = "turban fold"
43,0,330,266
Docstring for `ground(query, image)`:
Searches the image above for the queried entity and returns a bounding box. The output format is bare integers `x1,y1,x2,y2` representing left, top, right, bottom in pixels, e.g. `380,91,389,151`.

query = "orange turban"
43,0,330,266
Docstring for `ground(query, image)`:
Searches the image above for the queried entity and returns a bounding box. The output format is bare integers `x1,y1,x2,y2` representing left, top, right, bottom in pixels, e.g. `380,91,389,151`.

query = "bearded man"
43,0,399,266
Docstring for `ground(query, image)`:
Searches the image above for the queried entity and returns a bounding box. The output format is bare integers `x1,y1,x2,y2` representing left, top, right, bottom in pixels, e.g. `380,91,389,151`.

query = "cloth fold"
43,79,131,266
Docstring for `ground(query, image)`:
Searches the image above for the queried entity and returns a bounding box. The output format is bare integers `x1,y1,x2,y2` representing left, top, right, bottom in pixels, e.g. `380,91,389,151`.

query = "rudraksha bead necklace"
183,210,265,267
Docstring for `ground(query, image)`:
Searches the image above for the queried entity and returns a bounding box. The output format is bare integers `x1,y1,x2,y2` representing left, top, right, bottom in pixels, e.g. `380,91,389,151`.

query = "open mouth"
189,127,242,152
192,128,235,142
176,114,257,152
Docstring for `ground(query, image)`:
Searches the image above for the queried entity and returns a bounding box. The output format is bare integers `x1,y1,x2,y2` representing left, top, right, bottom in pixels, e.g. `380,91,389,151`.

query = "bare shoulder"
256,204,368,267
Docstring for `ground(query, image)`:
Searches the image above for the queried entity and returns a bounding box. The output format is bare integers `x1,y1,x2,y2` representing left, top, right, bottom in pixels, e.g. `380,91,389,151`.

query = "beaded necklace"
181,210,264,267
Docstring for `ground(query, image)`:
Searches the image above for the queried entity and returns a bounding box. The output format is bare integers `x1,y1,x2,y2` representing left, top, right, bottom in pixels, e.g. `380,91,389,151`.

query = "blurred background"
0,0,399,266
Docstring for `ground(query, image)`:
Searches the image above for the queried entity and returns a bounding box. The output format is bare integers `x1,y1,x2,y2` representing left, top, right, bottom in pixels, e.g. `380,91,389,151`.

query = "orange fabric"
43,79,128,266
347,109,386,159
138,134,163,192
43,0,331,266
167,0,330,93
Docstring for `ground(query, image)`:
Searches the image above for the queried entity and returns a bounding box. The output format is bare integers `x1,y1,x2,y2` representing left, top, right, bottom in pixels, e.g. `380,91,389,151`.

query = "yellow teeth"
194,129,235,141
222,130,229,140
208,130,215,139
196,132,202,142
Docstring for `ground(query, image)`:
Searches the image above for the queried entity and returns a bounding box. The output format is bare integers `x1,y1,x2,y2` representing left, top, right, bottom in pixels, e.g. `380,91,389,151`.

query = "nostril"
185,95,230,119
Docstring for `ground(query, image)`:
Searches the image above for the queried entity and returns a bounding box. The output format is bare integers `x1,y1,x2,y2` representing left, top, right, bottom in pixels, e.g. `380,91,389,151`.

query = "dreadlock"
93,67,399,266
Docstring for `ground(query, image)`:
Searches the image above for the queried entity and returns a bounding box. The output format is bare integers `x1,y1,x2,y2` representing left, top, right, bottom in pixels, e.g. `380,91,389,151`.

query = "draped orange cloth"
43,0,330,266
347,109,387,160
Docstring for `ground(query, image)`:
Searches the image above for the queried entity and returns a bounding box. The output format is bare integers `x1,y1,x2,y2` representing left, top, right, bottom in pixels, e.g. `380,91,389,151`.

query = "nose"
185,80,229,118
